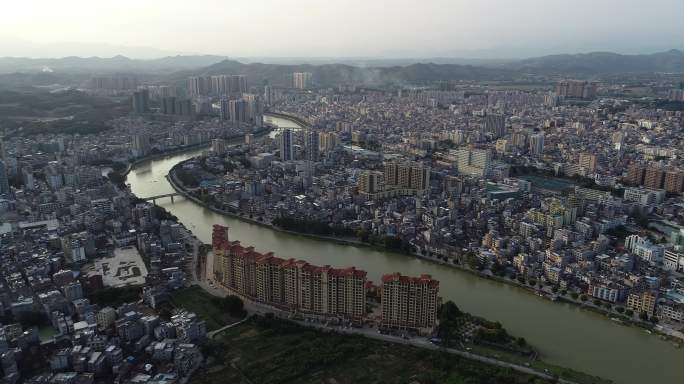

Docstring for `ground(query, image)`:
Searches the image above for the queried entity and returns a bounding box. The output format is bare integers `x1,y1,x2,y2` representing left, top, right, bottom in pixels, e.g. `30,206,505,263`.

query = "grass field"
195,316,555,384
170,286,243,331
173,286,609,384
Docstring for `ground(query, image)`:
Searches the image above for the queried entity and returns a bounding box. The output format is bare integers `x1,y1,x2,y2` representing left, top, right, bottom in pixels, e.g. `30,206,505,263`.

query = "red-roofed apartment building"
380,272,440,335
212,225,367,320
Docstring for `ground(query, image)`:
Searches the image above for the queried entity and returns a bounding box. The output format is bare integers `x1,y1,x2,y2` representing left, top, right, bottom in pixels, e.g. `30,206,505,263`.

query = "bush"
516,337,527,347
273,216,355,237
212,295,247,318
475,327,510,344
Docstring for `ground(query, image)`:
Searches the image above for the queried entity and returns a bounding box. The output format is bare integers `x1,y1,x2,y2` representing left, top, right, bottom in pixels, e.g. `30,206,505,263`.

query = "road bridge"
140,192,181,204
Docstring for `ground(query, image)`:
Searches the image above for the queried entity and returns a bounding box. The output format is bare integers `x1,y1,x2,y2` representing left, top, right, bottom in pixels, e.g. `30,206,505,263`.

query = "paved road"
207,317,249,339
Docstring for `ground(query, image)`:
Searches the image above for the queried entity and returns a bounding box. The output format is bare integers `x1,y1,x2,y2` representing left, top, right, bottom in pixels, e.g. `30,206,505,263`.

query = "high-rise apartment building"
132,89,149,114
263,85,273,106
380,273,439,334
187,76,211,96
319,132,339,153
0,139,8,164
279,129,294,161
626,163,682,194
626,163,646,186
229,99,247,124
529,133,545,157
212,225,367,320
578,153,597,173
188,75,245,96
161,96,176,115
211,139,226,154
211,75,229,95
305,130,320,162
384,162,430,191
455,148,492,177
669,89,684,102
664,169,684,194
242,93,264,125
0,161,9,195
229,75,247,95
219,98,230,121
91,75,138,90
643,166,665,190
555,80,597,99
131,134,150,157
484,114,505,138
358,171,384,195
293,72,312,89
160,97,193,116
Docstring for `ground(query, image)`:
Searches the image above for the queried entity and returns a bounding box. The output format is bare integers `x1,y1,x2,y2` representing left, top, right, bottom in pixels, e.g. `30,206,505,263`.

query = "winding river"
127,116,683,384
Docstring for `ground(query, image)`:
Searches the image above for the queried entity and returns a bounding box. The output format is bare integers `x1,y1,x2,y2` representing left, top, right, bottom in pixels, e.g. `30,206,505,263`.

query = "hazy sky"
2,0,683,58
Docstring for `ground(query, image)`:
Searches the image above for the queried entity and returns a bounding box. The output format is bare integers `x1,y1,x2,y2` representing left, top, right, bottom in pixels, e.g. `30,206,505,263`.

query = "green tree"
516,337,527,347
437,301,463,347
215,295,246,318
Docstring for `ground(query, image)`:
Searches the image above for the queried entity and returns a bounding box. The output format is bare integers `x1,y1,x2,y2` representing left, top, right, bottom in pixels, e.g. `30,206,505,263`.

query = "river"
127,116,683,384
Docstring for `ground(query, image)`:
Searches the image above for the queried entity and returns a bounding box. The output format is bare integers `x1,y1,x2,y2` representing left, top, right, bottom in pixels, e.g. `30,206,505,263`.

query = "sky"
1,0,683,59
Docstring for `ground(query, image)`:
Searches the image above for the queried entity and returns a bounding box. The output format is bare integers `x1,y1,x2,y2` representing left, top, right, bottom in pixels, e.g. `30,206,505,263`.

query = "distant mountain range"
192,60,515,86
508,49,684,75
0,55,227,74
2,49,684,86
196,50,684,85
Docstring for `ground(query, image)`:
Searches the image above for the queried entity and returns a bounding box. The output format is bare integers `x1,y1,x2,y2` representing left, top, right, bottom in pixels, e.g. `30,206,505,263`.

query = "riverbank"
167,161,371,248
415,251,684,342
111,126,273,184
168,157,679,343
264,110,311,127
